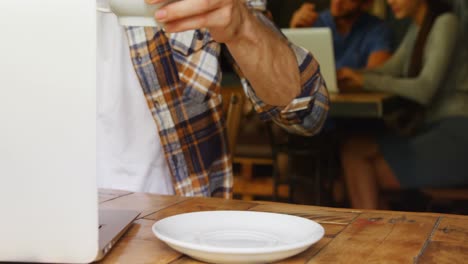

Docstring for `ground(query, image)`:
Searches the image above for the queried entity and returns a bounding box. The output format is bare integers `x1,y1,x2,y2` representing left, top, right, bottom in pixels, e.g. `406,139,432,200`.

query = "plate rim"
152,210,325,254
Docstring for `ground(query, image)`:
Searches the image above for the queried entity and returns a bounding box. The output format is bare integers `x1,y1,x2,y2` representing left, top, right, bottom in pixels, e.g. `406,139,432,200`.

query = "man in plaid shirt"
97,0,329,198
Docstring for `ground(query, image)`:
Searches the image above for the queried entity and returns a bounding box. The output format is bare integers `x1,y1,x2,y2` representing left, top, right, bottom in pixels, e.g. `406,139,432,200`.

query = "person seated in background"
290,0,393,69
338,0,468,209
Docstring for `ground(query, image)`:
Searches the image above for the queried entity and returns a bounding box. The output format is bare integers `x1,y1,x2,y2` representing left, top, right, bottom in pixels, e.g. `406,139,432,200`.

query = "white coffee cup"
109,0,179,27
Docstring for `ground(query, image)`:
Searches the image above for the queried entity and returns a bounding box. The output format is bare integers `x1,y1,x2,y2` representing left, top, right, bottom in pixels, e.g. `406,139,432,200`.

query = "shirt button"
195,30,204,40
136,53,143,63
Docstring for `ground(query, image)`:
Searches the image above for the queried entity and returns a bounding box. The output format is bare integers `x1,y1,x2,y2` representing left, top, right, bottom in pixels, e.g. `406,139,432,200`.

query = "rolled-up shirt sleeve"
235,4,330,136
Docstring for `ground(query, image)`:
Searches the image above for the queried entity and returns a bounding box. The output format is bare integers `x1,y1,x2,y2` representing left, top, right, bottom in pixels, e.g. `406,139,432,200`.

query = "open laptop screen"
282,28,339,93
0,1,98,262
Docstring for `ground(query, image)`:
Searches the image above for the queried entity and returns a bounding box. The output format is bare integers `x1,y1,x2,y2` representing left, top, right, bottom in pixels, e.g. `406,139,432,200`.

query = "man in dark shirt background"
290,0,393,69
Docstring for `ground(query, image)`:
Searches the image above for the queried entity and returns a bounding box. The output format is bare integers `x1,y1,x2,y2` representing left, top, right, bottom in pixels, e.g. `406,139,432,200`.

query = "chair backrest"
221,88,245,154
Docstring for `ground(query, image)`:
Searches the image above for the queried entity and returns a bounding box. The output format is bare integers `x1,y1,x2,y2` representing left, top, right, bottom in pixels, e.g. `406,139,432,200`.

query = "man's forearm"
224,5,301,106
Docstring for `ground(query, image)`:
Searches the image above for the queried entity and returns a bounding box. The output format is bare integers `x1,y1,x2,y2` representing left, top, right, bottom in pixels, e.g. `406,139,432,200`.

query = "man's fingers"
296,8,317,21
298,17,313,27
164,15,206,32
302,3,315,11
155,0,223,23
146,0,166,4
295,15,316,27
164,6,230,32
291,17,307,28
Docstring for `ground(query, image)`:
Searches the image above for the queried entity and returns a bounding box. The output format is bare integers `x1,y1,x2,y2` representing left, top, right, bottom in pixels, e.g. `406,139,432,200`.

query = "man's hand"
147,0,247,44
337,68,364,92
147,0,303,106
290,3,318,28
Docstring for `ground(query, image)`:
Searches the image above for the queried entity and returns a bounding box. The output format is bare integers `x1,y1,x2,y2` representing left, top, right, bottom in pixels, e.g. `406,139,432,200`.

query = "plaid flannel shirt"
124,0,329,198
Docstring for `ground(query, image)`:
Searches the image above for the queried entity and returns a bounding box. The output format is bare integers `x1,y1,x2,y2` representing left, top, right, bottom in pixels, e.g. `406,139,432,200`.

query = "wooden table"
329,92,400,118
98,189,468,263
222,84,399,119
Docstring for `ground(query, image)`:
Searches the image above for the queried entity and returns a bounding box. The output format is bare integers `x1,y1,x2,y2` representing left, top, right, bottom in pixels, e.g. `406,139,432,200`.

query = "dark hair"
408,0,453,77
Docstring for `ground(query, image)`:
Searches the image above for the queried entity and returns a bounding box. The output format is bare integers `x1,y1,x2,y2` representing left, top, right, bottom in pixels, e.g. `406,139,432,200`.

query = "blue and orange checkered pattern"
124,0,329,198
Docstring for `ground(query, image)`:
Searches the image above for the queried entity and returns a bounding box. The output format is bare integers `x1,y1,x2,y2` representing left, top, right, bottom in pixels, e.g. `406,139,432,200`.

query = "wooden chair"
221,89,245,154
234,121,289,201
221,87,289,201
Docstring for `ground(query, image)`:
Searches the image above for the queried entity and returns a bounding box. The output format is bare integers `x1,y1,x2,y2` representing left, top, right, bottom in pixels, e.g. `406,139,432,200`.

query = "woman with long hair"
337,0,468,209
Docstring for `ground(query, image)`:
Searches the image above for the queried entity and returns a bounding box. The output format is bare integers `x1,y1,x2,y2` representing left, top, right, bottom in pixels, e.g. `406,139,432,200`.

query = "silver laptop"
282,28,339,93
0,1,138,263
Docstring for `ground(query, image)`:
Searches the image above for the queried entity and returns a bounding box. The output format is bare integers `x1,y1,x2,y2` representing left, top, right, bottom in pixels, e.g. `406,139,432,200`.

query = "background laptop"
282,28,339,93
0,1,137,263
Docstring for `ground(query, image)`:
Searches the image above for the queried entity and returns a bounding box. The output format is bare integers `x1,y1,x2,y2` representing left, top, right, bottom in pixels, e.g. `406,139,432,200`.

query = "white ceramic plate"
152,210,324,264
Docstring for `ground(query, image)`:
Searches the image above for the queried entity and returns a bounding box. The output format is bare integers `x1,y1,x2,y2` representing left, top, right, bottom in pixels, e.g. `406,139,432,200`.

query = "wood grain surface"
98,190,468,264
